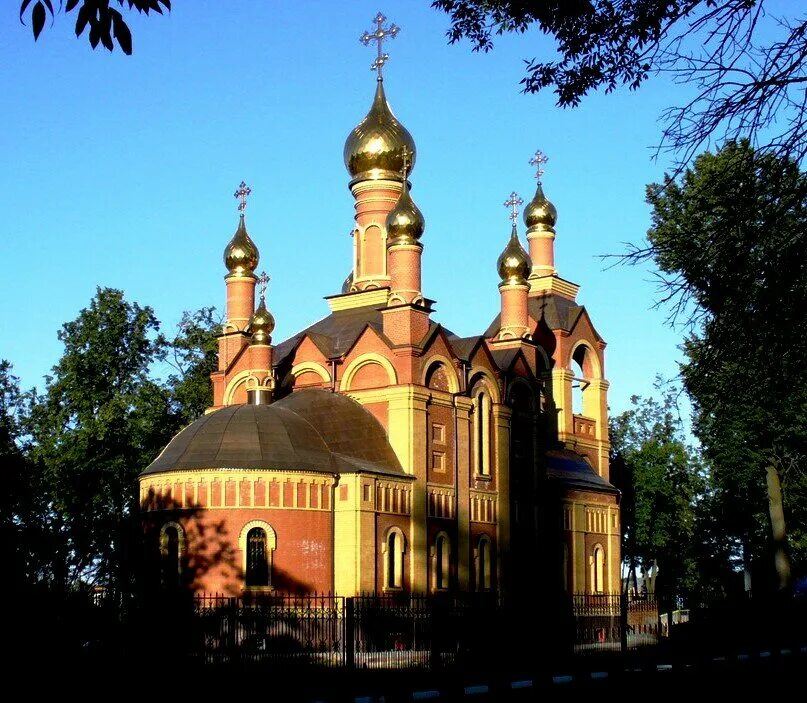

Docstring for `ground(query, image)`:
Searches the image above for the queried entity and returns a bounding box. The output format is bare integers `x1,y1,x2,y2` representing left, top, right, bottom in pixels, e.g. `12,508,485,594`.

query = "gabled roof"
273,304,386,366
273,304,456,367
448,335,484,362
490,348,520,372
484,294,585,337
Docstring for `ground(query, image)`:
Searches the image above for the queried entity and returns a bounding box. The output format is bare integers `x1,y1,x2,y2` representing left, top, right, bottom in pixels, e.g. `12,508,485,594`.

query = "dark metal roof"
490,348,520,372
448,335,483,362
484,293,584,337
545,449,618,494
142,389,406,477
273,303,454,367
273,304,385,365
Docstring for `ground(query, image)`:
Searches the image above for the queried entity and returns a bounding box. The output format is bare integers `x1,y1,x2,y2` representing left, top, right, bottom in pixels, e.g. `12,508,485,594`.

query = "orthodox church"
139,15,620,599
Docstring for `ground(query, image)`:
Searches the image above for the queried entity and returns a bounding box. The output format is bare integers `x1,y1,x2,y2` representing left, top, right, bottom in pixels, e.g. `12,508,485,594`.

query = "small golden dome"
497,226,532,285
249,296,275,345
224,214,259,276
344,79,416,183
523,183,557,232
386,178,424,247
342,271,355,294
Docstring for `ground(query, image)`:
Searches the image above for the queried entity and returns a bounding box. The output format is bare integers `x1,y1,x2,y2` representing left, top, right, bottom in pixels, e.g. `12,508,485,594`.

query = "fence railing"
168,591,660,667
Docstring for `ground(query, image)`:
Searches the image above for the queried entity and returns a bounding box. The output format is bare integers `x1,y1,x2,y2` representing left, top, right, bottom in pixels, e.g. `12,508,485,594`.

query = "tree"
166,306,220,424
0,361,36,590
434,1,807,165
28,287,174,591
626,140,807,591
610,383,705,596
20,0,169,55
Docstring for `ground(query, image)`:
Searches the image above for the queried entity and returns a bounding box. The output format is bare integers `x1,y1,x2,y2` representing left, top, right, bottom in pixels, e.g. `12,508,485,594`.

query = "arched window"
159,522,184,589
246,528,270,587
239,521,276,589
384,527,406,590
472,387,491,477
591,544,605,594
571,348,586,416
432,533,450,591
571,343,601,418
475,536,493,591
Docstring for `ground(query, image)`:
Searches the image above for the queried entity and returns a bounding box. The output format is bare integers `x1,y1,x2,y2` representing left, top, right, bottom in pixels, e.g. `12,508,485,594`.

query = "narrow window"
387,531,397,588
476,536,492,591
246,527,270,587
160,525,181,589
385,528,405,589
473,390,491,477
434,533,450,591
592,545,605,594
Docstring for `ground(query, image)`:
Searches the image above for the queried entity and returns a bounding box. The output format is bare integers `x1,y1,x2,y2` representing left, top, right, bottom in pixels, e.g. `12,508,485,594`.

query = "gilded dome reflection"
344,79,416,183
497,227,532,284
224,214,259,276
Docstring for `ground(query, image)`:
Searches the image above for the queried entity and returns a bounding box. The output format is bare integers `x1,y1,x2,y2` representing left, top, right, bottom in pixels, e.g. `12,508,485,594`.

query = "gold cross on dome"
529,149,549,183
257,271,270,300
234,181,252,213
401,145,412,179
504,191,524,224
361,12,400,79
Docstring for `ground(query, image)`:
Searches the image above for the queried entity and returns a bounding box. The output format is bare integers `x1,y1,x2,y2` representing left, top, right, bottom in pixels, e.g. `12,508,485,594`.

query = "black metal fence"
571,593,661,654
178,592,659,668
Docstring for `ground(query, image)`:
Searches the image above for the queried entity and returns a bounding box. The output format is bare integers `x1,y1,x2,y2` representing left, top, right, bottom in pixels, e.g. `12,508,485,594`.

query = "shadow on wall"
139,488,316,597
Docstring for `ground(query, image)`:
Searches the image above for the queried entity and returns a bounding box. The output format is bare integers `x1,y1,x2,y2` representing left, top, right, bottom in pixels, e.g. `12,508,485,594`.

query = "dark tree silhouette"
20,0,169,54
620,140,807,590
434,1,807,166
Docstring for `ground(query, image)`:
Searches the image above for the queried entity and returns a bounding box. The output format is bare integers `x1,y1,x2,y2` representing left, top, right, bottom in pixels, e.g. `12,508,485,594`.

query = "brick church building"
139,17,620,599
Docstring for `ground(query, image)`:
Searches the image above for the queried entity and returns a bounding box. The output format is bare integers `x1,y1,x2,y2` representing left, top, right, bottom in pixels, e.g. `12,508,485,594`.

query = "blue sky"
1,1,696,415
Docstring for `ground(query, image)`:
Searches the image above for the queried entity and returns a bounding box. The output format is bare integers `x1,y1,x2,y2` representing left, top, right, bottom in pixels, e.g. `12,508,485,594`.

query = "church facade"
139,19,620,599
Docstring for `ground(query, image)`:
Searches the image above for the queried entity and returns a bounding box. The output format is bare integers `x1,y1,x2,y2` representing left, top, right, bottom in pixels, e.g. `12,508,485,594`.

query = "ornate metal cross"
257,271,269,300
529,149,549,183
234,181,252,213
401,145,412,179
361,12,400,79
504,191,524,224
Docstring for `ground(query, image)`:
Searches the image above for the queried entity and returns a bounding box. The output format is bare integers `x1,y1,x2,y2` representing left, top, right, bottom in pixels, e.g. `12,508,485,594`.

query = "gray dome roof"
142,389,405,477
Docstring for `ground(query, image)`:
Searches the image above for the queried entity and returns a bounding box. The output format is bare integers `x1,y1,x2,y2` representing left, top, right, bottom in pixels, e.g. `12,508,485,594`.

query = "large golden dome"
386,178,424,247
224,214,259,276
523,182,557,232
344,79,416,183
497,226,532,285
249,296,275,345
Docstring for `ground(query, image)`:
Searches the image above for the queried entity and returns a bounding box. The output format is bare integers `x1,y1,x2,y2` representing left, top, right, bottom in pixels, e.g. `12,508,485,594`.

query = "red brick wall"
427,404,454,486
146,507,333,595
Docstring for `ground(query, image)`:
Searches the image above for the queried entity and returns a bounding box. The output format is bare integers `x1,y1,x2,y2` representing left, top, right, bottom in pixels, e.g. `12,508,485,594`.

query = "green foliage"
3,290,219,593
610,382,705,593
20,0,170,54
0,361,35,589
638,140,807,585
435,2,807,165
28,287,174,590
166,307,220,424
433,0,692,104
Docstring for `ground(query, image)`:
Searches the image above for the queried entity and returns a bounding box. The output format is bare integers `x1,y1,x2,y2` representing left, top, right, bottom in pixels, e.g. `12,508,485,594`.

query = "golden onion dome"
386,178,424,247
344,79,416,183
523,182,557,232
341,271,355,294
497,226,532,285
249,296,275,345
224,214,259,276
